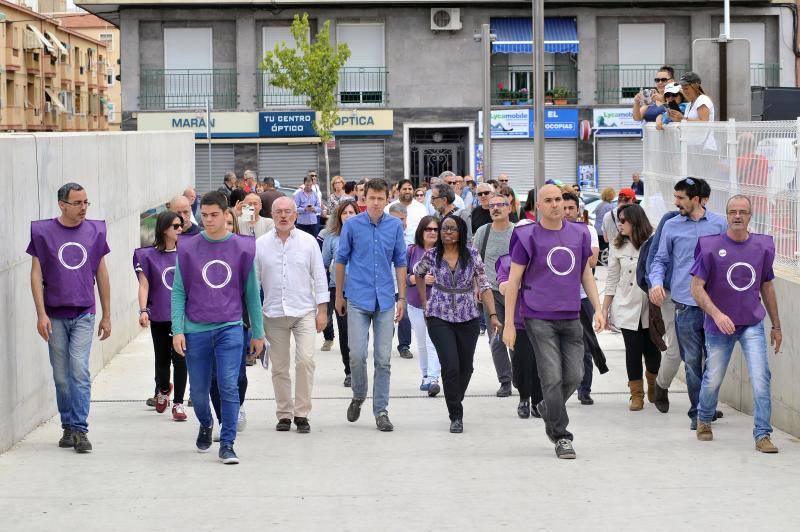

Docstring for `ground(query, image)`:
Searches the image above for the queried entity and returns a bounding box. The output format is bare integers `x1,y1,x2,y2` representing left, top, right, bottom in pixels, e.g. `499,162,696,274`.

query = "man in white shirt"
237,193,275,239
255,196,329,434
564,192,600,405
385,178,428,245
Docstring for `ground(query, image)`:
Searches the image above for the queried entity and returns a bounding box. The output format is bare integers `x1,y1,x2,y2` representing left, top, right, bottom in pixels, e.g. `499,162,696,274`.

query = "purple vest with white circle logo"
27,218,108,316
133,246,177,322
177,233,255,324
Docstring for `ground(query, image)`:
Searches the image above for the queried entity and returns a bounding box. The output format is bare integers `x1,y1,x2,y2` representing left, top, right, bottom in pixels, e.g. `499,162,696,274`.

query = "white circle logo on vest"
726,262,756,292
161,266,176,291
57,242,88,270
546,246,576,276
201,260,232,289
718,249,727,257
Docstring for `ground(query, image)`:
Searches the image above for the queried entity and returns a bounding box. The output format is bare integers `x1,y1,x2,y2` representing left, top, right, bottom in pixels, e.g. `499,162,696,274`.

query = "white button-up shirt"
255,228,329,318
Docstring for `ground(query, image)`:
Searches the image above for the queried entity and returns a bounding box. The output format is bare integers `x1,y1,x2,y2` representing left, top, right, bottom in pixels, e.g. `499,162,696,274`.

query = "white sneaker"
237,408,247,432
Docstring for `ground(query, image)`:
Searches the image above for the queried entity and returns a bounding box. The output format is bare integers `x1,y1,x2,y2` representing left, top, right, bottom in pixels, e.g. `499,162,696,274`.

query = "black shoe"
578,393,594,405
343,374,352,388
196,426,213,453
531,403,542,419
58,428,74,448
72,432,92,453
245,358,255,367
399,347,413,359
219,444,239,465
375,412,394,432
449,419,463,433
654,383,670,413
713,410,723,421
555,438,576,459
276,418,292,431
146,396,157,408
428,381,441,397
496,382,512,397
294,417,311,433
347,398,364,422
517,400,530,419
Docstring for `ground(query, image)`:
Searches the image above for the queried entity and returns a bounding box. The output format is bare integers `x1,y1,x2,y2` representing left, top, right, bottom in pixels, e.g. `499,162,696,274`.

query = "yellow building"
0,0,109,132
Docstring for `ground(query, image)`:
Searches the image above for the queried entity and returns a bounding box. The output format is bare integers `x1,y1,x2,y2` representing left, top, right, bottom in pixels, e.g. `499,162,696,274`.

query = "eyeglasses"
415,193,425,197
171,223,182,230
654,77,670,83
441,226,458,233
477,191,492,197
430,195,443,201
423,227,439,233
61,200,91,207
446,181,457,186
498,180,509,184
490,202,509,209
727,210,751,216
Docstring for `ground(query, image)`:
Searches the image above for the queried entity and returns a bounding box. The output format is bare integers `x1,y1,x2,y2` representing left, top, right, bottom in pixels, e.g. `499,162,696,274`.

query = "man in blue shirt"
649,177,726,430
335,178,407,432
294,176,322,237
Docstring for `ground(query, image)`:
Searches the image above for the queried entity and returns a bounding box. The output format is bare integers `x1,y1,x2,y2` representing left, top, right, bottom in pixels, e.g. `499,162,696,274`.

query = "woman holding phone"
133,210,187,421
632,65,675,122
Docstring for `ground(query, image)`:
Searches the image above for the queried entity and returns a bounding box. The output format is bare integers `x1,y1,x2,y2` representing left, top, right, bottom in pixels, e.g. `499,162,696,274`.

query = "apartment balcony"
139,68,238,110
1,106,23,129
256,67,388,108
59,111,75,130
491,64,578,106
42,59,56,78
60,63,73,82
23,51,42,75
5,47,22,71
751,63,781,87
595,64,690,104
43,108,58,129
25,107,43,129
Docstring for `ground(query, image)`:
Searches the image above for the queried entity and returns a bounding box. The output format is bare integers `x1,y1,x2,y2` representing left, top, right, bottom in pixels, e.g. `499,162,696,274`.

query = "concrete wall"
0,131,194,453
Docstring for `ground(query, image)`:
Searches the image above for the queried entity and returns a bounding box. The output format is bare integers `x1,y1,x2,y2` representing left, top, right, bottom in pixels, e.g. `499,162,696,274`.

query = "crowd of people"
28,168,782,463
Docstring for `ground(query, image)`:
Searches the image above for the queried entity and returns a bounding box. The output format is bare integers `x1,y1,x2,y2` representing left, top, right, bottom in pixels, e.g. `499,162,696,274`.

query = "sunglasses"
654,77,670,83
618,218,629,225
423,227,439,233
415,193,425,197
171,223,182,230
490,202,509,209
446,181,457,186
477,191,492,196
498,179,509,183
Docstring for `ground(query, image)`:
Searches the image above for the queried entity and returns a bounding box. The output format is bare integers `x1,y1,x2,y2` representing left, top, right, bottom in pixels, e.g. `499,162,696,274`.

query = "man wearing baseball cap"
601,188,636,244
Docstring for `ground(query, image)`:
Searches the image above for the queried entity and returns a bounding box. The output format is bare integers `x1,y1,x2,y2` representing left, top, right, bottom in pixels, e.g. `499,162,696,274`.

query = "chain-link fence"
643,120,800,275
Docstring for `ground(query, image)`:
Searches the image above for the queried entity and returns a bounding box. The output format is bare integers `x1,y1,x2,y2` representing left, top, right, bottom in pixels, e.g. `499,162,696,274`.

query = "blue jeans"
185,325,244,445
700,322,772,441
210,327,249,422
347,302,394,416
48,314,95,433
674,303,706,421
578,298,593,395
396,293,411,351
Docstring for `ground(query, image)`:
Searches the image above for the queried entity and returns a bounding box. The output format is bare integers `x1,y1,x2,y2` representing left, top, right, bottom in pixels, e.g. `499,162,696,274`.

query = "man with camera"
295,175,322,237
237,193,274,239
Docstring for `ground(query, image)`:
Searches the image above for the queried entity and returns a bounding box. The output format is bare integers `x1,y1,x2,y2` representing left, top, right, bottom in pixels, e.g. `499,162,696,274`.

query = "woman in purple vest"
406,215,442,397
134,210,187,421
414,215,501,433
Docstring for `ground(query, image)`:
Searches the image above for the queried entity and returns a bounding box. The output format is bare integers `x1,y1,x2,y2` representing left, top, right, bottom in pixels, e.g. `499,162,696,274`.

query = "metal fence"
750,63,781,87
643,120,800,275
596,64,689,104
257,67,388,108
140,69,238,110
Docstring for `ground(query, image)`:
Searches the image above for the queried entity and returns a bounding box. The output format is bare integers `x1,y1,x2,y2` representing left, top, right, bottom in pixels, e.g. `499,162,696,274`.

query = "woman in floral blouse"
414,214,502,433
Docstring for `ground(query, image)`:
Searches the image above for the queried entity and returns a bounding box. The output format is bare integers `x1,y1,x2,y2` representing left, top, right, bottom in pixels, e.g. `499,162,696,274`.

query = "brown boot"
628,380,644,411
645,371,657,403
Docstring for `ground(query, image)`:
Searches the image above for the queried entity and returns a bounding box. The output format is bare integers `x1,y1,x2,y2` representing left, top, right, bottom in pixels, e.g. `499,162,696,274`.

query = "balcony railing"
595,64,690,104
491,64,578,105
140,68,238,110
257,67,388,108
751,63,780,87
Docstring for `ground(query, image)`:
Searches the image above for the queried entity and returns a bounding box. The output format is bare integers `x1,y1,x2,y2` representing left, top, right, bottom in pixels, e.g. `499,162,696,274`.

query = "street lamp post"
532,0,545,191
481,23,493,183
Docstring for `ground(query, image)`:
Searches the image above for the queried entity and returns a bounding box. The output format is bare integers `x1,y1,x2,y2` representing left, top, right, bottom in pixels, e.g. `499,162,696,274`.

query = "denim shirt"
336,212,407,312
649,209,727,306
414,247,491,323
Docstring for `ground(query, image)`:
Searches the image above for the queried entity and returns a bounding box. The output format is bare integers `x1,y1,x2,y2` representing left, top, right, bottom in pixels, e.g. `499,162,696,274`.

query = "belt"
433,283,473,295
673,301,697,311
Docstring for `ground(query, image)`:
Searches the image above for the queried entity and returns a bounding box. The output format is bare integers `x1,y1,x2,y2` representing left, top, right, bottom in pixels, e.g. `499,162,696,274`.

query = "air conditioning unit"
431,8,461,31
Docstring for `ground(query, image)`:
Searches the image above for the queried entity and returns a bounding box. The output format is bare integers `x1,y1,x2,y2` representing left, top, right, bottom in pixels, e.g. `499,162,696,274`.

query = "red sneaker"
155,383,173,414
172,403,187,421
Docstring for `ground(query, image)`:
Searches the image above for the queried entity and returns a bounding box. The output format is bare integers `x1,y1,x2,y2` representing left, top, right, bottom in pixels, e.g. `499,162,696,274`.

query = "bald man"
502,185,605,459
170,195,200,237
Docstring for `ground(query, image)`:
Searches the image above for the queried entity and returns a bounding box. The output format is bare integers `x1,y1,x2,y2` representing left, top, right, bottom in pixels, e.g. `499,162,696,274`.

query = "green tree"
259,14,351,198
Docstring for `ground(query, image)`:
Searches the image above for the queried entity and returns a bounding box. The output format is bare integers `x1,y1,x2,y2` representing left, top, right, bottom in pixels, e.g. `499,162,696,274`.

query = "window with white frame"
163,27,213,108
262,25,306,106
106,66,115,86
99,32,113,52
336,23,385,105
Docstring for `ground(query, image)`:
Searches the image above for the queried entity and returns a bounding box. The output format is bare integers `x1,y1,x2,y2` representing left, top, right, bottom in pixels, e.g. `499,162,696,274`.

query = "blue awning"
491,18,579,54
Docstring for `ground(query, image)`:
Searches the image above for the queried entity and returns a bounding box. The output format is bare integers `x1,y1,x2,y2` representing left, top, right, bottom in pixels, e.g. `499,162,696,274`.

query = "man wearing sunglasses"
470,183,494,234
28,182,112,453
474,194,515,397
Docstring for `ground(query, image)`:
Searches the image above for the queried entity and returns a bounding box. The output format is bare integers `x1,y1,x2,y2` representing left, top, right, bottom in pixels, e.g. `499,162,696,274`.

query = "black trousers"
427,317,480,421
150,320,187,403
621,325,661,381
511,327,543,404
331,288,350,375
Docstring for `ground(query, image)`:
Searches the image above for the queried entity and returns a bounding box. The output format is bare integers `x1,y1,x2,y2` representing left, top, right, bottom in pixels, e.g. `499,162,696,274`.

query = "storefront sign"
479,108,579,139
259,111,316,137
137,112,259,138
330,109,393,136
592,108,643,136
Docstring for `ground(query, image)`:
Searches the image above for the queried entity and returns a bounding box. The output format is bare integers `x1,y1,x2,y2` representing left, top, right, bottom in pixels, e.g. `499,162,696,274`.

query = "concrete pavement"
1,324,799,531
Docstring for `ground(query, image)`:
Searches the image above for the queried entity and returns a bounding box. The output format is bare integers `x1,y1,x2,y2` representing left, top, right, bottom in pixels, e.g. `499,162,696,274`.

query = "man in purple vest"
690,195,782,453
27,183,112,453
171,191,264,464
502,184,605,459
